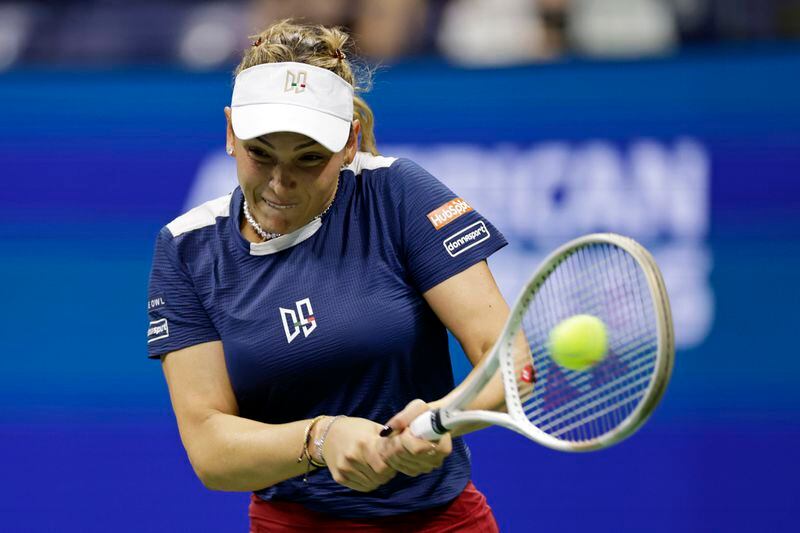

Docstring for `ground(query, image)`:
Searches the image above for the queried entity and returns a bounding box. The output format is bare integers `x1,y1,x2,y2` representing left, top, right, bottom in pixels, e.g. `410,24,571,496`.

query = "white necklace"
242,180,338,242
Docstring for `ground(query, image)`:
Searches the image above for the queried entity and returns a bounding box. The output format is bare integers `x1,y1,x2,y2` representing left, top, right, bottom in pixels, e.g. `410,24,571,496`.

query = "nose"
268,164,297,193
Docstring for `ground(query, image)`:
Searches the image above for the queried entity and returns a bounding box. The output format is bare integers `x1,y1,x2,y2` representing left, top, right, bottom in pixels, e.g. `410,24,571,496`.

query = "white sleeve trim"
346,151,398,176
166,193,232,237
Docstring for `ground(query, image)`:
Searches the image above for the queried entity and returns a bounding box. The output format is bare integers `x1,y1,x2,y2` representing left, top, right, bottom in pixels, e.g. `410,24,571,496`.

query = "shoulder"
346,151,398,176
347,152,443,194
153,193,234,270
165,193,233,239
347,151,437,178
345,153,465,231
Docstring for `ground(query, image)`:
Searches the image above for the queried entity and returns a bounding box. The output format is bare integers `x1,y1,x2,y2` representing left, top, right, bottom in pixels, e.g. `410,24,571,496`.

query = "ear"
224,107,235,156
345,119,361,164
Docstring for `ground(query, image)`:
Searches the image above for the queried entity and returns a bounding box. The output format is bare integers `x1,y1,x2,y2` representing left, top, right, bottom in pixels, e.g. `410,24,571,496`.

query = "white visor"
231,62,354,152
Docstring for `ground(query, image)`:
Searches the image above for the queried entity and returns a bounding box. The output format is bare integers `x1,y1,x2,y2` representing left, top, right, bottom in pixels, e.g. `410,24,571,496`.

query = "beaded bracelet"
313,415,345,467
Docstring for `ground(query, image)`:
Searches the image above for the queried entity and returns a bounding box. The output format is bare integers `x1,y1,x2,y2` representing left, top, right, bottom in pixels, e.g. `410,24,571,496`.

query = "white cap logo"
284,70,307,93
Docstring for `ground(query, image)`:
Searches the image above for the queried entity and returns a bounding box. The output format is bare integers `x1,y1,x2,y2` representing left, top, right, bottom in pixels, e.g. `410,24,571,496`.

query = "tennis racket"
409,233,674,451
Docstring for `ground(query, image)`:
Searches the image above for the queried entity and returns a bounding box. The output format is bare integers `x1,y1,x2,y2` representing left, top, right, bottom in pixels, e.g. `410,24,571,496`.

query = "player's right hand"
320,416,397,492
378,399,453,477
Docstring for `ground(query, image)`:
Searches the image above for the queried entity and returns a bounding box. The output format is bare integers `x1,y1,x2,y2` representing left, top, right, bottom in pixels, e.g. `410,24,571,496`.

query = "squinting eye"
297,153,327,165
247,147,272,161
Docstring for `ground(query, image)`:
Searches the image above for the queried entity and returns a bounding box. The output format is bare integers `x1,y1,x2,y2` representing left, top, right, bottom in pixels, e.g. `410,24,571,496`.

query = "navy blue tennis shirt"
146,153,507,518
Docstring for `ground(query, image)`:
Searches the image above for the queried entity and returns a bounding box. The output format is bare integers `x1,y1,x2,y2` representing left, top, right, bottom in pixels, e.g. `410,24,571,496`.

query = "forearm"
431,353,506,411
427,367,504,438
431,331,534,437
182,412,317,492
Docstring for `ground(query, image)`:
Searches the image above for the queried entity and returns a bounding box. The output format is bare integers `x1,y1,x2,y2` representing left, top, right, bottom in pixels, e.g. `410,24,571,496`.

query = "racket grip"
409,409,448,441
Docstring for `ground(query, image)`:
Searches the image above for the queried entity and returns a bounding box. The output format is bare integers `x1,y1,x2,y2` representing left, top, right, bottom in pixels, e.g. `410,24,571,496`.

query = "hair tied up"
235,20,380,155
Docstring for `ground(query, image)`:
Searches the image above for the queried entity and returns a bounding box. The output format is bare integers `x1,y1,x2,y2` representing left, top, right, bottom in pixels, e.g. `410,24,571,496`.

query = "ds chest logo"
279,297,317,343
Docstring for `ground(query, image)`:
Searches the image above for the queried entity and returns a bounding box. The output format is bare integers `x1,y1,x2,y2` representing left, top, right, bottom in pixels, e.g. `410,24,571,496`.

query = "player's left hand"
377,399,452,477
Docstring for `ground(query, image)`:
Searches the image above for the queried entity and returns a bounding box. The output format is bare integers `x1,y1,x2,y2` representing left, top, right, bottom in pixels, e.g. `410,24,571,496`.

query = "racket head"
498,233,674,451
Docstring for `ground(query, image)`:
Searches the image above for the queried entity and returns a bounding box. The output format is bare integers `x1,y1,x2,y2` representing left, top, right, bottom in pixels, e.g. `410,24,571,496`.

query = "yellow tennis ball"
548,314,608,371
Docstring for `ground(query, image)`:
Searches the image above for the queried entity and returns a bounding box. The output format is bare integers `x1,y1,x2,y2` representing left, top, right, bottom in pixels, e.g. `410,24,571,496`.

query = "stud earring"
226,147,234,155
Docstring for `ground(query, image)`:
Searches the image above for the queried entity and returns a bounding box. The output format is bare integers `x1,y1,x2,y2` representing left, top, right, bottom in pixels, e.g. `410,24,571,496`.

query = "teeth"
266,200,296,210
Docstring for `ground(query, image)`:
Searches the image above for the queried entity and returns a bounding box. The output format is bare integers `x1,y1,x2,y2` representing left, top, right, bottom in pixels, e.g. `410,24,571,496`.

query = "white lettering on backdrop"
186,138,712,348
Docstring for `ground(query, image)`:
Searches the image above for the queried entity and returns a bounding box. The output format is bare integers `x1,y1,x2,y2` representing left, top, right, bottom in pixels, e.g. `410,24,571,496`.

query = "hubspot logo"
279,297,317,343
284,71,307,93
427,198,473,230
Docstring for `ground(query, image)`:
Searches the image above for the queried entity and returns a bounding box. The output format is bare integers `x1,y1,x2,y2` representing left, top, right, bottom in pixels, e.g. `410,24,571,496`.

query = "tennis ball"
548,314,608,371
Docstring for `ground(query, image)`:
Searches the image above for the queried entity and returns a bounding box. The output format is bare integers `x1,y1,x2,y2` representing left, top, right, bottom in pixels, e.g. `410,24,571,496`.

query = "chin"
266,213,302,233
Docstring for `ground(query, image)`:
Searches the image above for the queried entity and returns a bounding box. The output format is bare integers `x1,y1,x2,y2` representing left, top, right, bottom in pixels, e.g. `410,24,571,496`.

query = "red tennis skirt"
249,481,499,532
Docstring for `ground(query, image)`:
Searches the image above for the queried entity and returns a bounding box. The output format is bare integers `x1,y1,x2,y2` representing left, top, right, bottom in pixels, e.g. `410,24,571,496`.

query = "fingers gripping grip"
409,409,448,441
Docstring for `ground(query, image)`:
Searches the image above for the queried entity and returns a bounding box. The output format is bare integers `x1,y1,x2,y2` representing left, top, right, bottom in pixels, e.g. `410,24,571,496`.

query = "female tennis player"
147,20,510,532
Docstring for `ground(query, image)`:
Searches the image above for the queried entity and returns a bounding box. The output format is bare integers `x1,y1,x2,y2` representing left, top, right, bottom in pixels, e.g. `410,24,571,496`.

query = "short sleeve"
146,227,220,358
387,159,508,293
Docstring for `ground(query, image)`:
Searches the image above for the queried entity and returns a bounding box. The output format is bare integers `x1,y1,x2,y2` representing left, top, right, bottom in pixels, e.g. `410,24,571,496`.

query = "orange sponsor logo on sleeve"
427,198,473,230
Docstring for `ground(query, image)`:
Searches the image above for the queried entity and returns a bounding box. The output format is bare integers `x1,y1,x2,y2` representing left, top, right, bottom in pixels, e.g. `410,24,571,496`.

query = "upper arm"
378,159,508,295
147,228,220,358
161,341,238,458
422,261,509,365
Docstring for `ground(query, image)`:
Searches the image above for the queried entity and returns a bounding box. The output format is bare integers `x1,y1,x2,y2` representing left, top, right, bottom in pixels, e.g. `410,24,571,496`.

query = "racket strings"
517,242,658,443
523,338,656,419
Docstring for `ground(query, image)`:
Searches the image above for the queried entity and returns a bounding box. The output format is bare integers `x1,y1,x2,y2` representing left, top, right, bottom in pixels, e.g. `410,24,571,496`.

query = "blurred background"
1,0,799,531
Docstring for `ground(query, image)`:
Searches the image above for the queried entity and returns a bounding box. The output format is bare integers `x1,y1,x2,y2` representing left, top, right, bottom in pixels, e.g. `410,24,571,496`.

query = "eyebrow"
255,137,321,151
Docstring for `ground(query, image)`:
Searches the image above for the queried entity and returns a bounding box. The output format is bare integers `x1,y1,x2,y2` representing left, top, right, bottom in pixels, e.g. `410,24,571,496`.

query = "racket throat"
430,408,449,435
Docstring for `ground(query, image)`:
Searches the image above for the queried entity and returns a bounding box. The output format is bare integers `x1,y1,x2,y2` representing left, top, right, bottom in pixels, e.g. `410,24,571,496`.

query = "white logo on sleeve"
279,297,317,343
147,296,165,311
147,318,170,343
443,221,491,257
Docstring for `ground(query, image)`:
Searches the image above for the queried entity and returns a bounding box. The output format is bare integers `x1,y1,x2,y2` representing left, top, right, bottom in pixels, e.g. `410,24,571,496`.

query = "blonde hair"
236,20,379,155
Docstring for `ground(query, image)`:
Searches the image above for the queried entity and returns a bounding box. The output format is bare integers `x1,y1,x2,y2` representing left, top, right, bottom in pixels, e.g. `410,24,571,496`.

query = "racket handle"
409,409,449,441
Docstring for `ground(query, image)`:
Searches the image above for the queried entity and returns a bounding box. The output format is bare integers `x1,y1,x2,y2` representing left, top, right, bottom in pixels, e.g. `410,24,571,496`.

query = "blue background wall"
1,46,799,532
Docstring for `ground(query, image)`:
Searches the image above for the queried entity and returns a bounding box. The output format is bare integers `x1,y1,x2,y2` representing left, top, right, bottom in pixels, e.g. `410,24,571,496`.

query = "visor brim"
231,104,351,153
